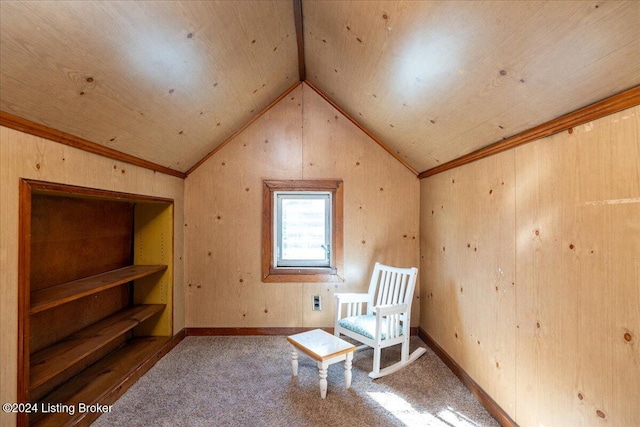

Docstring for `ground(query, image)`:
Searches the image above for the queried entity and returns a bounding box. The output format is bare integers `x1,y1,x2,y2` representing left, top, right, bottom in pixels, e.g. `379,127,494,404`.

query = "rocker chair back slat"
371,266,413,308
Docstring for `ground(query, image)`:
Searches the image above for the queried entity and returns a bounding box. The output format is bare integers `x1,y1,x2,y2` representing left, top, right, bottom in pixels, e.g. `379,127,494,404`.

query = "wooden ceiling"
0,1,298,173
1,1,639,176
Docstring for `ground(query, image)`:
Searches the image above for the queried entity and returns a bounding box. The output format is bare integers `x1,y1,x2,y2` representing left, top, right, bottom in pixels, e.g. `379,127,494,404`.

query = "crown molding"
0,111,186,179
419,85,640,179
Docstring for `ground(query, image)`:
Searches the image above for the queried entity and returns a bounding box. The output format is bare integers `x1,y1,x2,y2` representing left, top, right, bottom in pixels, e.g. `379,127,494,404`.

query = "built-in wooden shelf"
30,335,173,427
30,265,167,314
30,304,165,391
18,182,175,426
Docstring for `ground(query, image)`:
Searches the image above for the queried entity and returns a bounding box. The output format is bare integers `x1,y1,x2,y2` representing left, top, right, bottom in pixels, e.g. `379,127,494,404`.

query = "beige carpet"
92,336,499,427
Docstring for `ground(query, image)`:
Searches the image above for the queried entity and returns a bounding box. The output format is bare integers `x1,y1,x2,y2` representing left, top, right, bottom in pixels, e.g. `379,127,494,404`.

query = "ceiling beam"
418,85,640,179
0,111,186,179
292,0,306,81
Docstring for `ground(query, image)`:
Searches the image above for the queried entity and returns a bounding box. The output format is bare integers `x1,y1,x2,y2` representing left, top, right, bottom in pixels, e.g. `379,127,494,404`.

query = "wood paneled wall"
185,83,419,328
420,105,639,426
0,127,185,424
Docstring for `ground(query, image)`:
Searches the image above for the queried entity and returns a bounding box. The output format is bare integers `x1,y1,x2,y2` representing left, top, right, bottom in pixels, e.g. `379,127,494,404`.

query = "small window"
276,192,331,267
262,180,343,282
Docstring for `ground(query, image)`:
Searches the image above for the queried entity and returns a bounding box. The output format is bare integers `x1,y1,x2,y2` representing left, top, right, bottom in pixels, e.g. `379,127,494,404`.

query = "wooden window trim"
262,180,344,283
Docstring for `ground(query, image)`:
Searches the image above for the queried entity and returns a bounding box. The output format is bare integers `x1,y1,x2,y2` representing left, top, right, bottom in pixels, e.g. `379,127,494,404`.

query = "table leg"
317,361,328,399
291,349,298,376
344,351,353,389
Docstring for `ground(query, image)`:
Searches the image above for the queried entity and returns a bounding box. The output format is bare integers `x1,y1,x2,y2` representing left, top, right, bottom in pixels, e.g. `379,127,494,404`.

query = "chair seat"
338,315,403,340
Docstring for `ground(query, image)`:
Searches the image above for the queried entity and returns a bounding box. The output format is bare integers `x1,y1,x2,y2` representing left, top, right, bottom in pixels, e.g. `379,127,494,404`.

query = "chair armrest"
373,303,408,316
335,293,370,328
334,293,370,304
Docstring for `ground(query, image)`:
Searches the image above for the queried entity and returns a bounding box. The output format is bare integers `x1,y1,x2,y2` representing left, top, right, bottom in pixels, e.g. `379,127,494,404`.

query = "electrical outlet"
312,295,321,311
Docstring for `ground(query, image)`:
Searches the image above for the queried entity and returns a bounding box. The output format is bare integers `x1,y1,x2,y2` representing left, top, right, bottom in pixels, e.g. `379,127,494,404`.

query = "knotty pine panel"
300,83,420,326
185,85,304,328
304,0,640,172
0,1,298,172
514,128,583,426
184,83,419,329
420,105,639,426
515,105,639,427
420,150,516,417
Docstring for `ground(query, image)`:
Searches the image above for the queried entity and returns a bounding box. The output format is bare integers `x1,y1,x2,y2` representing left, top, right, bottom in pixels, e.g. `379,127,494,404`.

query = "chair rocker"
334,262,426,379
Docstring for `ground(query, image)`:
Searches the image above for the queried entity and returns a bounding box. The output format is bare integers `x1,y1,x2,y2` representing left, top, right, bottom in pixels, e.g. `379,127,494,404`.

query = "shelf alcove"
18,179,174,426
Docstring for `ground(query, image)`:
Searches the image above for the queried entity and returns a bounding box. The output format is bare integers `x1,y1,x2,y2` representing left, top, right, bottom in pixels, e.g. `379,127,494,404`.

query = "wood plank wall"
420,105,639,426
184,83,419,329
0,127,185,425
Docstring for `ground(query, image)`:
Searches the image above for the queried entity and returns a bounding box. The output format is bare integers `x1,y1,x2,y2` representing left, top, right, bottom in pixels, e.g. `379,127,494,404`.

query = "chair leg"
401,336,410,362
372,346,381,375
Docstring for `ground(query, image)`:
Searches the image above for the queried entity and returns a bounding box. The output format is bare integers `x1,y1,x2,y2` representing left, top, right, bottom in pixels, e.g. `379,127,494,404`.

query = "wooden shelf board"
29,304,165,391
30,335,173,427
30,265,167,314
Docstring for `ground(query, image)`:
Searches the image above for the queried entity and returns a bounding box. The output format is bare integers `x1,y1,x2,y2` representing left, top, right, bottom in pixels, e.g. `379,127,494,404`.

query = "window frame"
262,179,343,283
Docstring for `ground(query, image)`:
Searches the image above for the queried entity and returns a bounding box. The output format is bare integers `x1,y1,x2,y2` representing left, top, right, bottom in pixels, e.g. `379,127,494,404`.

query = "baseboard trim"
186,327,421,336
167,328,187,350
418,328,518,427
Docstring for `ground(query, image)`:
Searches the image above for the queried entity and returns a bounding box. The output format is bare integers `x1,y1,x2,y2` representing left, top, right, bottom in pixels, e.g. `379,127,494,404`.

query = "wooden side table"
287,329,356,399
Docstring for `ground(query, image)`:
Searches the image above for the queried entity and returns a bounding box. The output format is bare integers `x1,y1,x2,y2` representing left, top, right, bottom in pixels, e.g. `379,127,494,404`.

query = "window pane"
281,197,328,262
262,179,343,281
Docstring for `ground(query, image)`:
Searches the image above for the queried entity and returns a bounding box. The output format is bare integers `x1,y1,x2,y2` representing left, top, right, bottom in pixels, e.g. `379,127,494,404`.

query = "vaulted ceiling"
1,1,639,176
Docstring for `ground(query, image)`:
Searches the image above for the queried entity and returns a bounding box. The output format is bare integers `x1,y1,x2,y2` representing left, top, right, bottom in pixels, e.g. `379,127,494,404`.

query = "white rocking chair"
334,262,427,379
